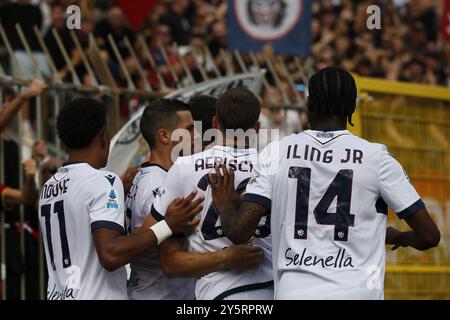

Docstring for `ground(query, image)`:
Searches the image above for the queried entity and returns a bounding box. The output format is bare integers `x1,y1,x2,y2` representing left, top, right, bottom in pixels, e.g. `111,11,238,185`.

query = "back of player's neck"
222,137,251,149
67,151,100,169
310,126,346,132
310,120,347,132
65,153,94,169
149,150,172,171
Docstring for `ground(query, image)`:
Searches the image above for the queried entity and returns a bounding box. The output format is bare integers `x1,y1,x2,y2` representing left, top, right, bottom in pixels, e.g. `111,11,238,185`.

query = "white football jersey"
244,130,425,300
152,145,273,300
38,162,127,300
125,163,195,300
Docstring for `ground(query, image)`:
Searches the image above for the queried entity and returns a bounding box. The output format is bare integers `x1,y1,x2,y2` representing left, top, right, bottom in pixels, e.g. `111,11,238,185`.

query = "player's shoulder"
348,134,388,153
140,163,168,176
173,152,202,167
86,168,123,191
279,132,303,145
263,133,298,153
136,164,167,188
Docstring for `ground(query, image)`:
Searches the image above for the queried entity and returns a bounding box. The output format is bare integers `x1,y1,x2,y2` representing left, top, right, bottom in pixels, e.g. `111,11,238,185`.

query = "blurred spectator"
258,85,302,148
140,2,167,39
44,1,79,81
77,16,96,48
2,0,447,89
94,6,135,61
31,139,63,184
207,19,228,58
0,159,38,212
0,0,42,52
0,0,50,79
160,0,193,45
146,23,182,88
0,80,47,133
309,0,447,85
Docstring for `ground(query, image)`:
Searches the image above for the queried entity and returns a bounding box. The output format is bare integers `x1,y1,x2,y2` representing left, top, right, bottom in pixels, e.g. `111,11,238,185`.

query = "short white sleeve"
130,193,153,230
243,142,276,209
151,160,184,221
378,146,424,219
88,172,125,234
141,193,155,221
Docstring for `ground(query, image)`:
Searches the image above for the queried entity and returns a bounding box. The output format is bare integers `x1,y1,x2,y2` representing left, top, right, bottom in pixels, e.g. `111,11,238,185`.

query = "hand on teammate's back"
208,164,238,214
165,190,204,234
222,243,263,271
121,166,140,196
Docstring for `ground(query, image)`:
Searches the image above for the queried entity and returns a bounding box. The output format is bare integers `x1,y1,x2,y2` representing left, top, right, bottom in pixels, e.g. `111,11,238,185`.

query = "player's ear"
99,128,110,149
158,128,171,145
212,116,220,130
306,96,312,112
254,121,260,134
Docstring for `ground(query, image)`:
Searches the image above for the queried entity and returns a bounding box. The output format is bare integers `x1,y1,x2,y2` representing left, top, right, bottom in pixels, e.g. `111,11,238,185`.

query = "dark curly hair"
189,95,217,134
57,98,107,150
307,67,357,126
216,87,261,131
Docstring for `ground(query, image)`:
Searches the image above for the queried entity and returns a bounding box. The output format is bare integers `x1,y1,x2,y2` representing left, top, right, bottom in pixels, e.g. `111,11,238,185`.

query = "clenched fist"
23,159,38,179
21,80,47,99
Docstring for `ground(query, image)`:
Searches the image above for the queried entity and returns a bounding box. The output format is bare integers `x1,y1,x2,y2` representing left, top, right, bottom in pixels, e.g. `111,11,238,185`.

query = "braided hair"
307,67,357,126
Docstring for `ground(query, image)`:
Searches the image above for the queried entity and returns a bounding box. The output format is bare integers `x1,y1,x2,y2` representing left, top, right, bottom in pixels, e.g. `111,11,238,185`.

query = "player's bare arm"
121,166,140,197
93,191,203,271
386,208,440,251
134,190,204,235
0,80,47,132
209,164,267,244
2,159,38,209
93,228,159,272
159,237,263,278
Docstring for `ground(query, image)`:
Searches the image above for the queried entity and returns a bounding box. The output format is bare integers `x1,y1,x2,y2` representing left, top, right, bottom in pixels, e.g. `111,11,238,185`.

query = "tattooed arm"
208,164,267,244
220,202,267,244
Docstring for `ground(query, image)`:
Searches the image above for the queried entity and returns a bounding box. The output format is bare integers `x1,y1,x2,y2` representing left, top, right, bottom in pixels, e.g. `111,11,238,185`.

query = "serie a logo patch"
106,188,120,209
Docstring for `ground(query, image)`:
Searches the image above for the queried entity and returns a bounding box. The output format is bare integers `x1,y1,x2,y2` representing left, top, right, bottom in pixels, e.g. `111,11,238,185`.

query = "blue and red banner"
228,0,312,56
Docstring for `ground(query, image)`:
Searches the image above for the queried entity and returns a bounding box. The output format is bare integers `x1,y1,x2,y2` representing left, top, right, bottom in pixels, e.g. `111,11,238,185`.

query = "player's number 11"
40,200,72,270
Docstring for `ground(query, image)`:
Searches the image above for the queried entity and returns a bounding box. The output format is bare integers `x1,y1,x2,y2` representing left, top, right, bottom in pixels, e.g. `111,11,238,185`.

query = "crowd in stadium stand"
0,0,448,171
0,0,448,87
0,0,447,132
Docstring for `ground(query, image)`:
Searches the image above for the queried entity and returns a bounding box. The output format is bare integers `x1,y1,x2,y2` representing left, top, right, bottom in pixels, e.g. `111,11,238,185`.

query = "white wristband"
150,220,173,245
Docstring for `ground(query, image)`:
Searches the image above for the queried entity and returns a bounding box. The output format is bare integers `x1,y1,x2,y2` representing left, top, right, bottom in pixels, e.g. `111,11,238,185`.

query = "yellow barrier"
354,76,450,299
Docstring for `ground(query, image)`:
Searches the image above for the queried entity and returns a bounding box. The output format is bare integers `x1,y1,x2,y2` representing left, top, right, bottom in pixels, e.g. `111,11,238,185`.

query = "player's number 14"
289,167,355,242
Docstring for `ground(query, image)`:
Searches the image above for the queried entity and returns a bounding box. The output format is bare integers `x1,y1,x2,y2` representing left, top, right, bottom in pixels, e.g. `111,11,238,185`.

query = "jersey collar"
212,145,256,155
62,161,87,167
305,129,351,135
140,162,168,172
